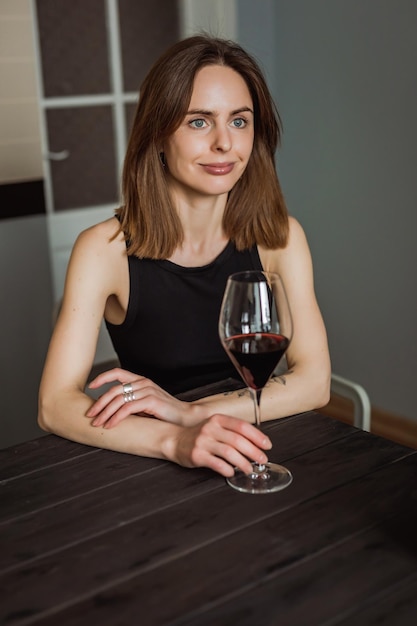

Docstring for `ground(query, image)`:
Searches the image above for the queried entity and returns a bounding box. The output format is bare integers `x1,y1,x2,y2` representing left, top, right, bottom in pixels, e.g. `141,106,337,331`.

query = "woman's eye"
231,118,247,128
189,118,207,129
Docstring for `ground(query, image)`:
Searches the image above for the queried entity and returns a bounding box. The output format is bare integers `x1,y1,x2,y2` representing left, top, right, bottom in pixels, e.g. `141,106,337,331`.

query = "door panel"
46,106,118,211
118,0,180,90
35,0,110,97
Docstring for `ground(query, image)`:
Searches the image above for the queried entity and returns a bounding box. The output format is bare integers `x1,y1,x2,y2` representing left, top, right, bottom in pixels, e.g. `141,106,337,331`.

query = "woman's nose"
212,125,231,152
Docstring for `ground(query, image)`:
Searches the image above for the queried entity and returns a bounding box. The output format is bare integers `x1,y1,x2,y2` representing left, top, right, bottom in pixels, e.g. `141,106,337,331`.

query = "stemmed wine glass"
219,271,293,494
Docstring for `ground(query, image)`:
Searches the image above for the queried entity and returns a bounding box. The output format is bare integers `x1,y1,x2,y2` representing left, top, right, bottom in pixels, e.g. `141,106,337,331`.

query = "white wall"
0,0,43,183
241,0,416,420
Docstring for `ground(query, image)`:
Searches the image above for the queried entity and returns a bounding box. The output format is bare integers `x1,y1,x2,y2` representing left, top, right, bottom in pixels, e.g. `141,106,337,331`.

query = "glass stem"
250,387,266,472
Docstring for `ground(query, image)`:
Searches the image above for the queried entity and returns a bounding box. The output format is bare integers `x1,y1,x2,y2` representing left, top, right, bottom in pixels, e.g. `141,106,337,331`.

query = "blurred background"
1,0,416,448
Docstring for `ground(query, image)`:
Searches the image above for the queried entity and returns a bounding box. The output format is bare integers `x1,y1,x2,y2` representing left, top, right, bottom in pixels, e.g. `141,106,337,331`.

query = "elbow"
301,362,331,411
315,387,331,410
37,392,56,433
314,371,331,409
37,412,51,433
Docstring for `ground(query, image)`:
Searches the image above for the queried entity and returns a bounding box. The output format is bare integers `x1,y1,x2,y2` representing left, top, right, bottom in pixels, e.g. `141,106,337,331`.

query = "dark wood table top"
1,407,417,625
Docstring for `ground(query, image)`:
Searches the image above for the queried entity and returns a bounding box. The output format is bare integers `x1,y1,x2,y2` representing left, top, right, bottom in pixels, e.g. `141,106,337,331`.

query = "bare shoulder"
259,216,311,271
285,216,309,251
70,217,125,269
74,217,123,252
66,217,127,295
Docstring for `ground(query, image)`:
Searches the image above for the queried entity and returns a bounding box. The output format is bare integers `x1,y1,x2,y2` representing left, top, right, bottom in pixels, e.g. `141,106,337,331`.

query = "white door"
31,0,236,365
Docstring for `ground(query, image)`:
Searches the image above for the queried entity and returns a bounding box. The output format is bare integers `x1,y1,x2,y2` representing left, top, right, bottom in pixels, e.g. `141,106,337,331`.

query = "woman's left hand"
86,368,198,428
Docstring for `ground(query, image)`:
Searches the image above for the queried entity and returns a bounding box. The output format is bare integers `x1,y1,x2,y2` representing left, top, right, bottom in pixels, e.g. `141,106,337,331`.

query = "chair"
330,373,371,432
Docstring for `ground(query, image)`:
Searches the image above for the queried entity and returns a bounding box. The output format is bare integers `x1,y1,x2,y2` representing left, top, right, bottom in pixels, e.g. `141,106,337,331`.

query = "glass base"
226,462,293,494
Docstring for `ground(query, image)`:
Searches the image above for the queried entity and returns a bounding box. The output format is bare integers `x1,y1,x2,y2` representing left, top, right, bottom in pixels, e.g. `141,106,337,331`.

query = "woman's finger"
177,415,272,478
209,442,258,476
87,374,154,418
90,388,185,427
205,414,272,450
212,431,269,466
86,382,125,417
199,425,269,472
88,368,141,389
195,449,237,478
90,394,127,425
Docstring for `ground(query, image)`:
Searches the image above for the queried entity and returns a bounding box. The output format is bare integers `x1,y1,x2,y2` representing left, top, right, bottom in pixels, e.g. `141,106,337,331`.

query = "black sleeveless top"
106,242,263,395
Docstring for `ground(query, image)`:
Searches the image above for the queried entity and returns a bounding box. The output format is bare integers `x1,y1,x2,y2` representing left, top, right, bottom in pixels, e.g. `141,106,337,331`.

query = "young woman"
38,36,330,478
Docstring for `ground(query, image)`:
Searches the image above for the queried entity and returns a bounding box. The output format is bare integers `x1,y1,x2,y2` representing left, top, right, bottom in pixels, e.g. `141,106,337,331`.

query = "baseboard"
320,394,417,450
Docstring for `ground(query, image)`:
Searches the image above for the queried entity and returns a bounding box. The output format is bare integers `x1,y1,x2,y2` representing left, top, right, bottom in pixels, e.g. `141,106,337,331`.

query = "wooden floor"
321,394,417,450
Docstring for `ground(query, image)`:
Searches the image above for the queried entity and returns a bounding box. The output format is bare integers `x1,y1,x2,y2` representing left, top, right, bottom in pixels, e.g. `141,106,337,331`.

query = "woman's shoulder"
286,215,307,244
259,216,309,264
68,217,127,283
77,216,122,242
258,215,314,293
74,217,125,254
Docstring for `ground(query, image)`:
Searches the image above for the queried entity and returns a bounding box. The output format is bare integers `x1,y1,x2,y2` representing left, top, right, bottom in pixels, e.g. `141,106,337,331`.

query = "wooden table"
1,408,417,625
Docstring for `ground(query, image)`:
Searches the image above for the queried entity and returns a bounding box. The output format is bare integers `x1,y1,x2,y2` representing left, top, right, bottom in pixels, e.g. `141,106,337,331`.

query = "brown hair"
116,35,289,258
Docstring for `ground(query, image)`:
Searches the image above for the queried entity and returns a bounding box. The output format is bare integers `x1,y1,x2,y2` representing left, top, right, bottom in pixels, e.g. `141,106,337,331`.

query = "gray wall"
240,0,417,421
0,216,52,447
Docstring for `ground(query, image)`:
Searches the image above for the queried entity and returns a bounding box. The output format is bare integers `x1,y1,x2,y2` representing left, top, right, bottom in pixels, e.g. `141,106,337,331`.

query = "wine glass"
219,271,293,494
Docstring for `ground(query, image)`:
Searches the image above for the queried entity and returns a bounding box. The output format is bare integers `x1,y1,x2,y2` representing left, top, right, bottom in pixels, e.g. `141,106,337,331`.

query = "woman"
38,36,330,478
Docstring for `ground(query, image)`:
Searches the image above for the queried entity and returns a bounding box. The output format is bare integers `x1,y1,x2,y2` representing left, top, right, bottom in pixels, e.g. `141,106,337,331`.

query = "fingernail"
264,438,272,449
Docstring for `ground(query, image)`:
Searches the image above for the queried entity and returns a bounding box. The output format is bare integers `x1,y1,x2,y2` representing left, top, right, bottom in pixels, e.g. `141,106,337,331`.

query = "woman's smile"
199,162,235,175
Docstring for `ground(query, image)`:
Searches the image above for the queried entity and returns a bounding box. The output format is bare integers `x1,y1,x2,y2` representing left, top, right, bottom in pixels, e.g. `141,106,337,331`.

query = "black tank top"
106,242,263,395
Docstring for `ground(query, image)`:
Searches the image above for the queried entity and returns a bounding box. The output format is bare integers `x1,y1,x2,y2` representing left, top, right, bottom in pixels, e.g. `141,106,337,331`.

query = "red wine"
225,332,290,390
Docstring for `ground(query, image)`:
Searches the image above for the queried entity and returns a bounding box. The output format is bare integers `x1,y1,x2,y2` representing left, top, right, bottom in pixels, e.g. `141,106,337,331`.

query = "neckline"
155,241,234,274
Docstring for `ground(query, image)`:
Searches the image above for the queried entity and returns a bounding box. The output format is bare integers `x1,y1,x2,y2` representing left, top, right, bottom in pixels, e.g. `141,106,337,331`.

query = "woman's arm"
38,220,129,443
87,217,330,428
38,220,271,477
191,216,331,421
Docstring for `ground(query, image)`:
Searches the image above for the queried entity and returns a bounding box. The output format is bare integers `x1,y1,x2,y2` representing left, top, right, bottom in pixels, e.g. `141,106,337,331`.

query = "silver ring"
122,383,133,394
123,392,135,403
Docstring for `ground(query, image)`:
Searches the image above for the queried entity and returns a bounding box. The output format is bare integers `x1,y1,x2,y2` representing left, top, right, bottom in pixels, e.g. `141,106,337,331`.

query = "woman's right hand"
167,414,272,478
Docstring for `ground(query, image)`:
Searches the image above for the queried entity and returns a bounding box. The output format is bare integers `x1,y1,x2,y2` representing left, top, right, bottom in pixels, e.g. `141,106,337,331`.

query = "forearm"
38,387,273,478
191,365,331,425
38,389,181,461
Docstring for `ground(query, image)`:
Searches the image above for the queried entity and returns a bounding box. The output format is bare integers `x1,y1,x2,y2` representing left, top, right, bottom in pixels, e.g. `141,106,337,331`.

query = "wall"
237,0,277,98
2,0,416,449
262,1,416,420
0,0,42,183
0,216,52,447
0,0,52,447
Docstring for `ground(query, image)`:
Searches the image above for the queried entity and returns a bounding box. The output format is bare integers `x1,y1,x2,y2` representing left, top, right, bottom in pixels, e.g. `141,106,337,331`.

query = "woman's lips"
200,162,235,175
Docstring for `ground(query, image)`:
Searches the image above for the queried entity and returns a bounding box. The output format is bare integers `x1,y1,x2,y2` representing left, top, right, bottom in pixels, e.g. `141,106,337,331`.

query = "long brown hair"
116,35,289,258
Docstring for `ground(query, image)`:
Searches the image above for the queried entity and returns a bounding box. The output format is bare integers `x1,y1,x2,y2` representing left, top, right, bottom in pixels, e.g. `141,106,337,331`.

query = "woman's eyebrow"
231,106,254,115
186,106,254,116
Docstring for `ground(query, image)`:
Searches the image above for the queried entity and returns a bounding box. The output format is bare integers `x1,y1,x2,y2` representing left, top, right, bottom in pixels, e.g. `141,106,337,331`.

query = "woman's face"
163,64,254,204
